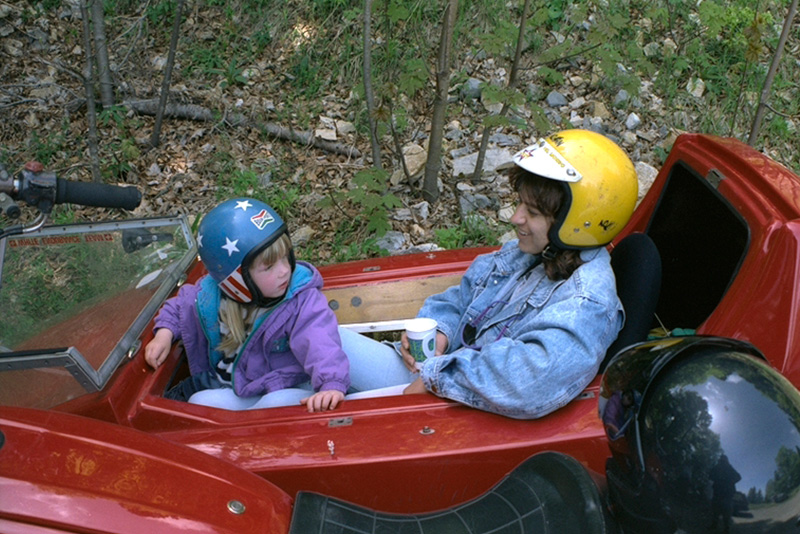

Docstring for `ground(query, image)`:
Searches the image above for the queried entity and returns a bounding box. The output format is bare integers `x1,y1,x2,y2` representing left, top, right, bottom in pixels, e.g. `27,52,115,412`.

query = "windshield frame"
0,216,197,397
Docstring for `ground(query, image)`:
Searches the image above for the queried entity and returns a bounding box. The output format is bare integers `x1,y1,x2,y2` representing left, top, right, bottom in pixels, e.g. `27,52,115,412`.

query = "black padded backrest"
602,233,662,371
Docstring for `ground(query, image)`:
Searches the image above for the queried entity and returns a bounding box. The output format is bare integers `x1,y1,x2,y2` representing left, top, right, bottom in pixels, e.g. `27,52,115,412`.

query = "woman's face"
510,198,553,255
249,255,292,299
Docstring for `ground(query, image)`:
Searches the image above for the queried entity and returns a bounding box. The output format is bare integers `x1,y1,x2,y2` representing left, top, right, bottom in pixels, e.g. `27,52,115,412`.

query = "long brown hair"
509,166,583,281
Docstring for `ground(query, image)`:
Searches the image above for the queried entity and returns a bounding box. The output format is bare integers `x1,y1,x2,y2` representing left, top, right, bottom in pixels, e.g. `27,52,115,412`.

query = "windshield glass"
0,217,196,409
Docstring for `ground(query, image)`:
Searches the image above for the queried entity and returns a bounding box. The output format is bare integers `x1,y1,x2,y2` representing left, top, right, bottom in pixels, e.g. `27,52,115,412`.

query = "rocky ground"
1,2,796,261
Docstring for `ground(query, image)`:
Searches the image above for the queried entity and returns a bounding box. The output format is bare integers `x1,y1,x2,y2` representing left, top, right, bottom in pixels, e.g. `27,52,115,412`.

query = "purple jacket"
153,261,350,397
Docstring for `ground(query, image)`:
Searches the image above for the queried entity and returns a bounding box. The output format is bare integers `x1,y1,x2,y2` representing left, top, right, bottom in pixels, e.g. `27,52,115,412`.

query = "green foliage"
348,167,402,236
317,167,401,239
435,214,501,250
103,138,140,180
397,58,427,95
481,84,524,108
218,59,248,88
217,167,263,196
28,130,66,166
477,19,518,57
311,0,356,17
213,162,302,220
145,0,176,26
290,52,324,97
297,217,385,265
49,206,78,225
98,105,129,129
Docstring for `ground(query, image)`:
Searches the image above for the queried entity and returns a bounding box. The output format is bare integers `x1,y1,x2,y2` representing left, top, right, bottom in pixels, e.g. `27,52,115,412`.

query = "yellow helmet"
512,129,638,248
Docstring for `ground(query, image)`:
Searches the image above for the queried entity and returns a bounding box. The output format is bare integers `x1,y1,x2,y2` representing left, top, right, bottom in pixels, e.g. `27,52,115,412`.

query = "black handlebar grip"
55,179,142,210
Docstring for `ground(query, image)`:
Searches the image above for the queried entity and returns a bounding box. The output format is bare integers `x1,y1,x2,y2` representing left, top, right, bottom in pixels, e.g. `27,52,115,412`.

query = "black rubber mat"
289,451,611,534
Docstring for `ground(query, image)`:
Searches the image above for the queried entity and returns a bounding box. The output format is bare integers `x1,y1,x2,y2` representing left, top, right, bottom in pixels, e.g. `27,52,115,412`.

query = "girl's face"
249,254,292,299
510,198,553,255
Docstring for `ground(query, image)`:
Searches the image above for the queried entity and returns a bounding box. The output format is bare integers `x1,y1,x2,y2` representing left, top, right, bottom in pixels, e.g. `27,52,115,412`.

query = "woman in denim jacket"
343,129,638,419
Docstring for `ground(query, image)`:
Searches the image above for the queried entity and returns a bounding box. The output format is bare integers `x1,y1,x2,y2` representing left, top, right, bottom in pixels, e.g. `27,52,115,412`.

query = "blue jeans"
338,327,416,392
188,381,315,410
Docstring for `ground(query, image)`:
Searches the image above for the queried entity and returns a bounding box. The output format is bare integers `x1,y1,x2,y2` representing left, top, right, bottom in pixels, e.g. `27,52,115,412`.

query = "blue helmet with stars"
197,198,291,305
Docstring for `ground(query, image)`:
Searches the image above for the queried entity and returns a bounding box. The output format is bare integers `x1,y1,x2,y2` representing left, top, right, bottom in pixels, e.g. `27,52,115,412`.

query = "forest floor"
1,1,797,262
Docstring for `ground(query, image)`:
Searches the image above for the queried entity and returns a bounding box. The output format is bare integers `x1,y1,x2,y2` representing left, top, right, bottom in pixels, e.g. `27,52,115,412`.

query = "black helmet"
600,336,800,534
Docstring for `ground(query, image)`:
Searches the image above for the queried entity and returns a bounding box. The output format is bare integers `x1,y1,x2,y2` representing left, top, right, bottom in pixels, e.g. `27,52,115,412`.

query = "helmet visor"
512,138,583,183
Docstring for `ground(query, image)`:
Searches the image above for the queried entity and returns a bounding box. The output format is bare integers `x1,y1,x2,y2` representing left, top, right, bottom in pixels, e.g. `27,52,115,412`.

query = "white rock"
456,182,476,192
24,112,40,128
592,101,611,119
152,55,167,71
569,96,586,109
390,143,427,185
643,42,660,57
634,161,658,204
451,148,514,177
4,38,22,56
622,131,638,145
498,204,516,223
687,78,705,98
315,117,337,140
335,120,356,135
625,112,641,130
292,225,315,245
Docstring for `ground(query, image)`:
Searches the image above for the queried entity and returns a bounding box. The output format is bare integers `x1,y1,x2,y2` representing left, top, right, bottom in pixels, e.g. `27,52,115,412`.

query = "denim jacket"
417,240,623,419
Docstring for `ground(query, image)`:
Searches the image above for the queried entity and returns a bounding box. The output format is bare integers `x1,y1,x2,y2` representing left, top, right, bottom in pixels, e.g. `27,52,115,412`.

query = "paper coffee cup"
406,317,438,369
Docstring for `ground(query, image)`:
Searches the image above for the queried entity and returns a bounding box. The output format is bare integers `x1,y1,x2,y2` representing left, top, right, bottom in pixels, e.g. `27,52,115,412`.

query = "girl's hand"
144,329,174,369
400,331,449,372
300,390,345,412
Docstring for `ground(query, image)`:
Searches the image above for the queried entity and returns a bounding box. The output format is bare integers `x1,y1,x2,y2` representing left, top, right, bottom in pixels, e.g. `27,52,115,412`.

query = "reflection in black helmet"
600,336,800,534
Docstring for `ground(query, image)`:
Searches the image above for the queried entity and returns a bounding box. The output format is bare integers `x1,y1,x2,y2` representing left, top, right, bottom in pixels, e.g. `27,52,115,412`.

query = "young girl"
145,198,349,412
342,129,638,419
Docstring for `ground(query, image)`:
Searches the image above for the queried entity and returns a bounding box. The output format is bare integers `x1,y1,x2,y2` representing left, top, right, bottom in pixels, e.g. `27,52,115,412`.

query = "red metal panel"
0,408,292,533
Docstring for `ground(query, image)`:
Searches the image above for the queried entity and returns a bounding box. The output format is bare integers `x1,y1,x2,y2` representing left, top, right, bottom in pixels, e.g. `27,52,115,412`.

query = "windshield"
0,217,196,409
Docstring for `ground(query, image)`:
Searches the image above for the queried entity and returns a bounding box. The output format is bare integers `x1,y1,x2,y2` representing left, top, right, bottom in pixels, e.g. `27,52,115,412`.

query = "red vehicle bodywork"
2,134,800,532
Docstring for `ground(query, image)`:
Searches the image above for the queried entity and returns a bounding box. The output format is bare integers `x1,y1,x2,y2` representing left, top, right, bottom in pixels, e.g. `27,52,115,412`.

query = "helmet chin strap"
541,244,559,261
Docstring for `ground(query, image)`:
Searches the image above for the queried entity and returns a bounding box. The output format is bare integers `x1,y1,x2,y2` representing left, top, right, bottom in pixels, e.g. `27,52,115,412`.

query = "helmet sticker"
512,138,582,183
250,209,276,230
235,199,253,211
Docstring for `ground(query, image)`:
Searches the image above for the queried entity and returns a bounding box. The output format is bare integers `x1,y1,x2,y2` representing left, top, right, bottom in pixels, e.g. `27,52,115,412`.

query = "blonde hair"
217,233,293,356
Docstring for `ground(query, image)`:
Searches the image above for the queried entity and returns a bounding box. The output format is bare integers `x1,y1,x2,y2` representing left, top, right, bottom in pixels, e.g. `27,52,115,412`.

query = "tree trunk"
90,0,114,108
151,0,185,148
471,0,531,182
79,0,101,182
748,0,797,146
422,0,458,203
363,0,382,169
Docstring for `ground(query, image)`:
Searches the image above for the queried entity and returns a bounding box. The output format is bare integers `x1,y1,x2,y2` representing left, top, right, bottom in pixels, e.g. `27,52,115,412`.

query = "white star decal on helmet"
235,200,253,211
222,237,240,256
196,234,203,247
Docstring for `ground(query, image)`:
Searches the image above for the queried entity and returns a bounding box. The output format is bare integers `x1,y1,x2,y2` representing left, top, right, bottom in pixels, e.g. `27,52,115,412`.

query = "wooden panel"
324,274,461,324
